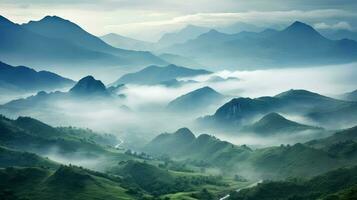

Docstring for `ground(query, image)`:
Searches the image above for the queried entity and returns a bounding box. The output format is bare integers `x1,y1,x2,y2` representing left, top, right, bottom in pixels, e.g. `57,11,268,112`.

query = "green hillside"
229,166,357,200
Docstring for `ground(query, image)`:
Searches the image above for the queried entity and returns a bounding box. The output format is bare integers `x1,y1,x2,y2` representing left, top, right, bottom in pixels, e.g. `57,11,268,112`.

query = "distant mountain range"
0,15,166,71
242,112,322,135
111,64,211,86
162,21,357,69
167,86,225,113
100,33,154,51
199,89,357,130
320,29,357,41
342,89,357,101
0,61,74,92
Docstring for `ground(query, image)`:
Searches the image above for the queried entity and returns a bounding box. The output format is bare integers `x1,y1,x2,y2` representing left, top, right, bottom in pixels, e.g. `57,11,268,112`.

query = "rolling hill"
0,166,135,200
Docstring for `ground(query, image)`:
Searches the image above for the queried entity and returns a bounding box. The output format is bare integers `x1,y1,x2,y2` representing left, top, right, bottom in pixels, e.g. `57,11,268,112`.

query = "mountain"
229,166,357,200
143,127,357,180
341,89,357,101
157,25,210,47
0,75,120,116
199,89,352,130
0,61,74,92
167,86,225,113
0,115,124,169
22,16,117,54
217,21,263,34
243,112,322,135
69,76,109,97
320,29,357,41
111,64,211,86
144,128,251,162
100,33,153,51
144,128,196,156
158,53,202,67
0,146,58,168
0,15,165,71
163,21,357,69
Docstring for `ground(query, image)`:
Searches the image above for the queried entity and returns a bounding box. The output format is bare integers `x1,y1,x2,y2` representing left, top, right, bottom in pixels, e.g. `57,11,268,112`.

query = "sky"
1,0,357,41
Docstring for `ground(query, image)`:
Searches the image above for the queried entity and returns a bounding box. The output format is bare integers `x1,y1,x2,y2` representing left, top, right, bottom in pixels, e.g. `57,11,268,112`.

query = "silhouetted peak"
0,15,15,26
174,128,195,139
69,76,107,96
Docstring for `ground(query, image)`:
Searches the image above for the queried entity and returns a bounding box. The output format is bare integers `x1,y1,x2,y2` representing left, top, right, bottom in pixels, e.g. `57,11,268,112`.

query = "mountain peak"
259,112,287,123
275,89,325,99
69,76,108,96
174,128,195,139
283,21,322,37
41,15,66,22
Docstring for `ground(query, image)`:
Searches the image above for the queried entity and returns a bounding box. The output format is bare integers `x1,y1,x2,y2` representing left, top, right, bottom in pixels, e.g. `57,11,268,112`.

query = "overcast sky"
1,0,357,41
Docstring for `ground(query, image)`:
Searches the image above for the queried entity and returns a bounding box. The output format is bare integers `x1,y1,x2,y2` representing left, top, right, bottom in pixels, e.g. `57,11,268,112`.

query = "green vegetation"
229,166,357,200
0,166,134,200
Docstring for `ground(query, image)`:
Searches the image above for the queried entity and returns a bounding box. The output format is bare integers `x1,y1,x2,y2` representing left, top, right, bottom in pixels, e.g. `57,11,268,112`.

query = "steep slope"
0,15,165,70
167,86,224,113
163,21,357,69
69,76,109,97
111,64,211,86
244,112,322,135
0,61,74,92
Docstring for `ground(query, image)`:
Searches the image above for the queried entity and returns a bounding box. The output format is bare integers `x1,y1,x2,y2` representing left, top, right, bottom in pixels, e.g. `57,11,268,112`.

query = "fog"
1,62,357,148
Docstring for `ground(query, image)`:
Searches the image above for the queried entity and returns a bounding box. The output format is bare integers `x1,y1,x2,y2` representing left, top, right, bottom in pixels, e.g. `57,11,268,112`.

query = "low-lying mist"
1,62,357,148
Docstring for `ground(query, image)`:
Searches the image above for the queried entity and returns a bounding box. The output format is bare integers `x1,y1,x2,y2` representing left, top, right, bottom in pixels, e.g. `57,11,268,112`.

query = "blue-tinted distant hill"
111,64,211,86
167,86,225,113
0,15,165,70
243,112,322,135
0,61,74,92
164,21,357,69
199,89,357,130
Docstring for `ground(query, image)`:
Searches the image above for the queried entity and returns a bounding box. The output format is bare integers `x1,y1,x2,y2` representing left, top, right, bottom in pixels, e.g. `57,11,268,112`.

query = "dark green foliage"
229,166,357,200
0,166,134,200
0,146,57,168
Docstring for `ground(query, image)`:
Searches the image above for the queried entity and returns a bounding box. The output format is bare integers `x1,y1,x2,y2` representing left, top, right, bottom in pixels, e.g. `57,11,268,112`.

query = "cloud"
314,21,353,30
1,1,357,40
